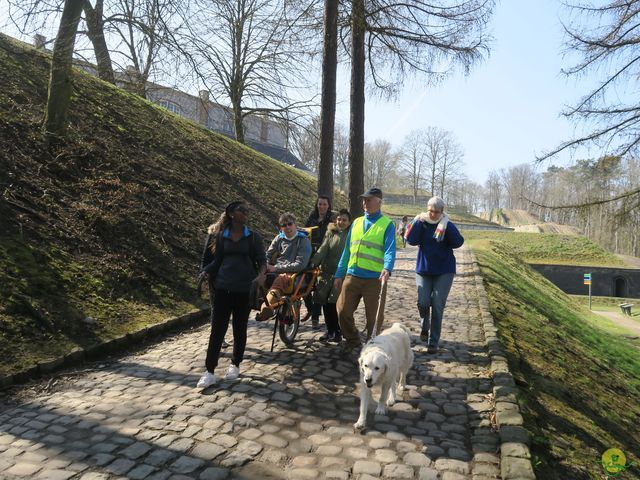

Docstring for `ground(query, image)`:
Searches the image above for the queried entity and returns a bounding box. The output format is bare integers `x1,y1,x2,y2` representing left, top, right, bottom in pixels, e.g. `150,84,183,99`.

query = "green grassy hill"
467,231,624,267
467,232,639,479
0,34,325,376
479,208,540,226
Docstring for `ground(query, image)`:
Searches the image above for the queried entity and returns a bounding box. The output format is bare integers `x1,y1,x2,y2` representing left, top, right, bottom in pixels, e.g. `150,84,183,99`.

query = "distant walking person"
404,196,464,354
334,188,396,353
310,208,352,343
397,215,409,248
196,201,266,388
304,196,334,329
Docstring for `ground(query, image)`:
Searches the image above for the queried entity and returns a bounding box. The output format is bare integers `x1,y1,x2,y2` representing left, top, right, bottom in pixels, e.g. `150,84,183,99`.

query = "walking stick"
369,278,388,342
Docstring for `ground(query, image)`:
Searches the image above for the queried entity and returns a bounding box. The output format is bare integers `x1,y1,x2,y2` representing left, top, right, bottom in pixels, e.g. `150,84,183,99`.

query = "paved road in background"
0,245,500,480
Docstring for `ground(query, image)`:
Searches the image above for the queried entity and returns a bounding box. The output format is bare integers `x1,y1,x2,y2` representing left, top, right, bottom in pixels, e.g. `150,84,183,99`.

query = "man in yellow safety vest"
333,187,396,353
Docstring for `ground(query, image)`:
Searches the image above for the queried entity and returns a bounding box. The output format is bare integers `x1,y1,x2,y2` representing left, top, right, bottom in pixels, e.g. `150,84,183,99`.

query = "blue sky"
334,0,602,184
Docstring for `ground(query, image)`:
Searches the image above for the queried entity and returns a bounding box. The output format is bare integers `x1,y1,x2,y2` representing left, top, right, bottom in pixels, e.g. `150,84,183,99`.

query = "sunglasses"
280,222,294,227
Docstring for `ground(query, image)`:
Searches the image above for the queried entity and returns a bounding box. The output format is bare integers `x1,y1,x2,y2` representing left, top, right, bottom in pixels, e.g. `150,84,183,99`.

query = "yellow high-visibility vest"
348,215,392,272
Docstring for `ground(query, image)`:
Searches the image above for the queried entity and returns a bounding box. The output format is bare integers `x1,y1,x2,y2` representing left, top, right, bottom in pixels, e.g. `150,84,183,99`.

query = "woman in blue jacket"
405,196,464,353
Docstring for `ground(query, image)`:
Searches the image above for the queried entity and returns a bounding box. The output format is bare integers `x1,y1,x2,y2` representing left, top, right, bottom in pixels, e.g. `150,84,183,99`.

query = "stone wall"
530,264,640,298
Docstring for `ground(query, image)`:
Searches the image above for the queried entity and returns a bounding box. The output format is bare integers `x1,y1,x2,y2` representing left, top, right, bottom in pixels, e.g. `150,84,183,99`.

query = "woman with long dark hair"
196,201,266,388
303,195,334,328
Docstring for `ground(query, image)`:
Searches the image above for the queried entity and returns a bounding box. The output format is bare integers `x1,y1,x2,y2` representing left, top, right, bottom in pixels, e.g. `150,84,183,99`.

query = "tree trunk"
317,0,338,201
43,0,84,141
348,0,366,217
84,0,115,84
233,100,245,144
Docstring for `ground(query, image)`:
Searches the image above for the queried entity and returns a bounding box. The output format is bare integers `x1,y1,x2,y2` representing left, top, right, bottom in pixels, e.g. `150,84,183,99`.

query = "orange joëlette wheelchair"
252,267,321,351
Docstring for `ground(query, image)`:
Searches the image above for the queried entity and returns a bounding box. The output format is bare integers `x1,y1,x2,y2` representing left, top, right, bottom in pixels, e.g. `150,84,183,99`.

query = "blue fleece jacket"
405,219,464,275
335,211,396,279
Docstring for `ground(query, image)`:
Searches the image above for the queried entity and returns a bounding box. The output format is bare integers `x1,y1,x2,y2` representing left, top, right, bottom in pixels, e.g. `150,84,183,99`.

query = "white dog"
354,322,414,429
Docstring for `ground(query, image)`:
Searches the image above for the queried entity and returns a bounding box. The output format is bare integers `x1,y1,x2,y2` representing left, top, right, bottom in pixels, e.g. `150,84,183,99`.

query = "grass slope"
383,203,497,226
468,232,639,479
479,208,540,226
466,231,623,267
0,34,324,376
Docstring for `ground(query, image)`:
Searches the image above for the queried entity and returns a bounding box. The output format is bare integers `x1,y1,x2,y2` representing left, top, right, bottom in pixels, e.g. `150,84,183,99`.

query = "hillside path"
592,310,640,337
0,245,504,480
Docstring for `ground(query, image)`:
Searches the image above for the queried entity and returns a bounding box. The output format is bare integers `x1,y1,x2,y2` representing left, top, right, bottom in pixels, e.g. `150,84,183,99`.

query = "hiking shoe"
330,333,342,343
196,371,218,388
420,331,429,342
255,311,272,322
225,364,240,381
427,346,438,354
319,332,332,342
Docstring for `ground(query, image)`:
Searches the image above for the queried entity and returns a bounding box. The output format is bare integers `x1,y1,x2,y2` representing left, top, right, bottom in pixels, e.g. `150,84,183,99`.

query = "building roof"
246,140,309,171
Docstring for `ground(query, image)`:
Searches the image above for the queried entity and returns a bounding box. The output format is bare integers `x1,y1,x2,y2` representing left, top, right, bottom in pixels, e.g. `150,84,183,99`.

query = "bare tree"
182,0,316,144
292,115,350,196
542,1,640,161
401,129,428,203
333,124,350,194
293,115,322,172
483,170,503,212
363,139,397,189
5,1,64,42
5,0,185,94
83,0,115,83
499,163,540,211
419,126,448,196
437,133,464,198
104,0,184,97
346,0,493,215
43,0,84,140
448,177,483,213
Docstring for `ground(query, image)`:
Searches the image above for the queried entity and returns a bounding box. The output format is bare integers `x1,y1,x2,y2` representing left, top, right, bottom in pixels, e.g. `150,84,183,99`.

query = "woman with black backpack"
196,201,266,388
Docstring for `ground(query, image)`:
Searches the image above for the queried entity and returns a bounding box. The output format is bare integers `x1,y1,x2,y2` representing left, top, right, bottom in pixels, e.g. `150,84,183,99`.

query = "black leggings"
205,288,251,372
322,302,340,335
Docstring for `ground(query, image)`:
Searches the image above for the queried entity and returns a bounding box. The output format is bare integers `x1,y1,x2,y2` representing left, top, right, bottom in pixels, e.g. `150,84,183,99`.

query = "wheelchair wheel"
277,298,300,345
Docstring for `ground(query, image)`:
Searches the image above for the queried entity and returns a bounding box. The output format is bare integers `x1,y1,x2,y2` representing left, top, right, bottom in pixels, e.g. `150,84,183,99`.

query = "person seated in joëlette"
257,213,312,320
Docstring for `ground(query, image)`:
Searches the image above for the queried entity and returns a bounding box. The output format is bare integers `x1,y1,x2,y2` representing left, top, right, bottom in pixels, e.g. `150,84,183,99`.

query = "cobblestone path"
0,245,502,480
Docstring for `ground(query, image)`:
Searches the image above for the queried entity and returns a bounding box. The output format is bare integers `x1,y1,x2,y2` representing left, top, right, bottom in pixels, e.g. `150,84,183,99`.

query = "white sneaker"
196,371,217,388
225,364,240,381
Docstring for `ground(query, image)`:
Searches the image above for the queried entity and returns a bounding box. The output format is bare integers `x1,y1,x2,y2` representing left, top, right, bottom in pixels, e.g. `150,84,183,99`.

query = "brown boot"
266,289,282,307
258,289,280,321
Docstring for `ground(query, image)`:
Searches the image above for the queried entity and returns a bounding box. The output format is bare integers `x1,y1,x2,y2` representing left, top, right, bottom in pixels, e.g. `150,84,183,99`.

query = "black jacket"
305,210,334,249
201,226,266,292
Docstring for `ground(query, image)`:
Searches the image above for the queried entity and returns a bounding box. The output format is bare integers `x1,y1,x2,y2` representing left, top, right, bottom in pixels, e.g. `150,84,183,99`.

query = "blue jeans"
416,273,454,347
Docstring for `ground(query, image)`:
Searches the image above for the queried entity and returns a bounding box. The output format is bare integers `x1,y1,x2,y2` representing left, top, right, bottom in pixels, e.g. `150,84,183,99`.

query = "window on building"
158,100,181,115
